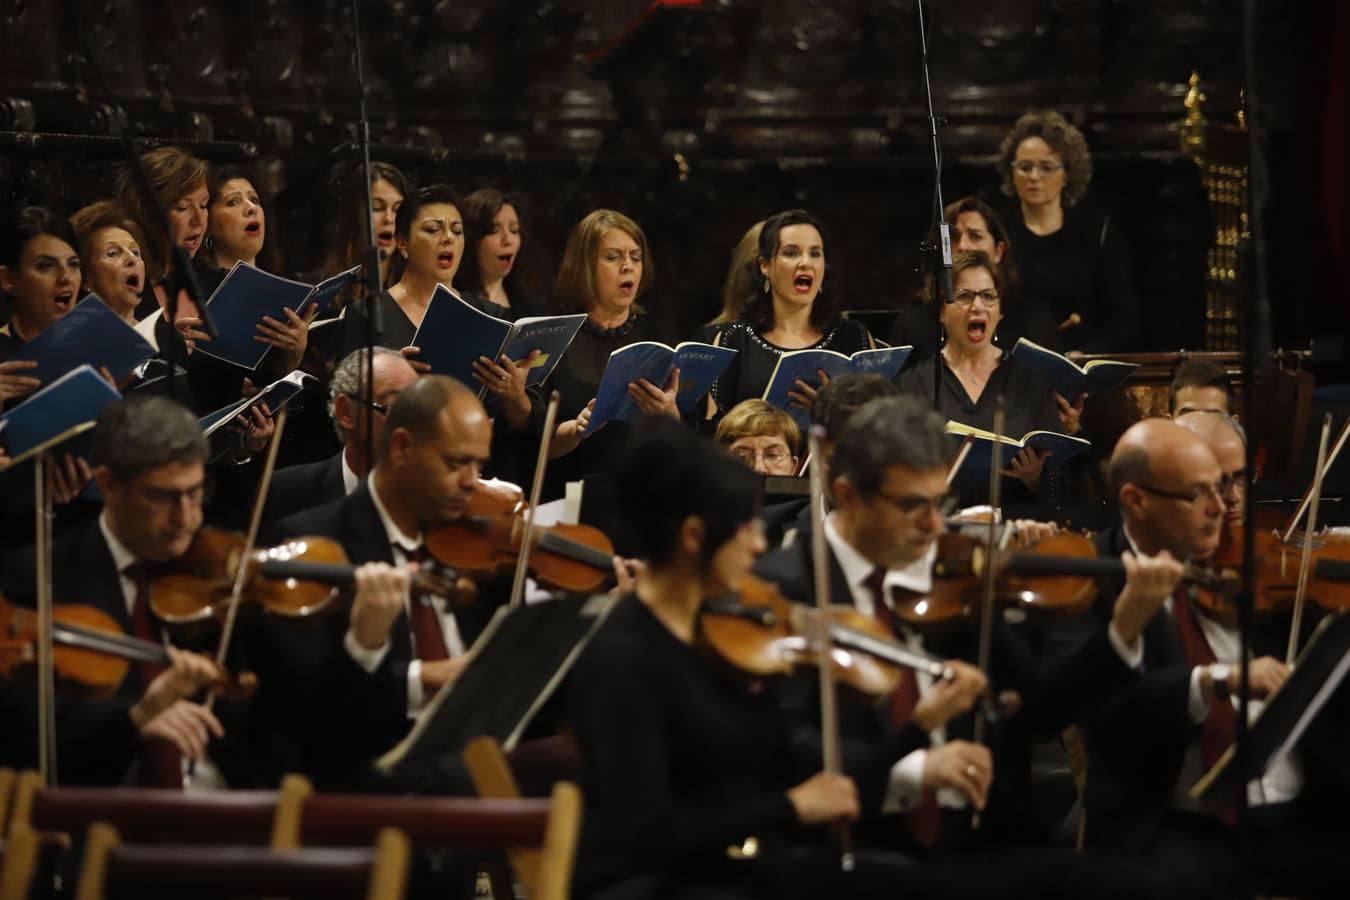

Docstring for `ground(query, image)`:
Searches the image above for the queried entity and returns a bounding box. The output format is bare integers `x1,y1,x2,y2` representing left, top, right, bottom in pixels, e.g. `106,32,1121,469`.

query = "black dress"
707,318,872,418
896,352,1065,505
1003,204,1137,353
333,290,419,362
567,595,921,900
534,313,674,503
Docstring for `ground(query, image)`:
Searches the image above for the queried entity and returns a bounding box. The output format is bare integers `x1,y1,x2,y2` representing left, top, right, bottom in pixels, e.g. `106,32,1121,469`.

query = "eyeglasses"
1013,160,1065,176
1219,470,1248,496
137,481,211,511
1135,482,1225,506
871,490,960,519
346,393,389,416
731,446,794,467
952,288,1000,307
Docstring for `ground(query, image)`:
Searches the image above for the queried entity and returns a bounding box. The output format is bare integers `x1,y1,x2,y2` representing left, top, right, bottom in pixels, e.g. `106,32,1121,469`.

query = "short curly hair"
997,110,1092,208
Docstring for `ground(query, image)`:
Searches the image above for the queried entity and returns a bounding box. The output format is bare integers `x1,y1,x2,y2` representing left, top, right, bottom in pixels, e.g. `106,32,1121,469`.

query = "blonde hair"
710,220,765,326
714,399,802,457
554,209,653,314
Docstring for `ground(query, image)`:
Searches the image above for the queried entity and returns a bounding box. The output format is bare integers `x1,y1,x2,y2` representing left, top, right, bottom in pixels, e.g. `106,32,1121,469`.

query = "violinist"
267,375,508,788
1071,418,1346,898
1168,358,1235,418
566,418,980,899
754,397,1179,884
1174,411,1247,527
0,396,229,784
262,346,418,524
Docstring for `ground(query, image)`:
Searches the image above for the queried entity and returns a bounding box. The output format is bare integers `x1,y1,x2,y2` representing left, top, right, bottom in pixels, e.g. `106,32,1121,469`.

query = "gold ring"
966,765,978,778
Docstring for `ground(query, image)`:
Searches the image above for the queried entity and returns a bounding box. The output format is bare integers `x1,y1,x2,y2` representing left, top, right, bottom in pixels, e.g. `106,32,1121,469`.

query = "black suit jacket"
269,482,507,788
0,523,146,784
754,532,1137,851
263,452,346,526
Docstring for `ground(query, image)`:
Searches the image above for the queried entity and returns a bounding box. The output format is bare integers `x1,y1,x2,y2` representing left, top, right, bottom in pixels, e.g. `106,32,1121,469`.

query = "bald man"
269,375,500,788
264,347,419,523
1069,419,1343,898
1175,411,1247,526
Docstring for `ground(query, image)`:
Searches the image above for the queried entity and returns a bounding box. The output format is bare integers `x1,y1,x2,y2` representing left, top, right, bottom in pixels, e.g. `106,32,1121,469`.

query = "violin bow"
1280,416,1350,546
509,391,561,609
806,424,855,873
971,395,1007,830
34,456,58,785
184,406,289,787
1287,414,1333,665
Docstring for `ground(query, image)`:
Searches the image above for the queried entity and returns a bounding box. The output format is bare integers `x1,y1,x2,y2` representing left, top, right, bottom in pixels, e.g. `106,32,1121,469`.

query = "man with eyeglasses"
0,396,232,785
1069,418,1344,898
754,396,1179,888
1175,411,1248,527
264,346,418,524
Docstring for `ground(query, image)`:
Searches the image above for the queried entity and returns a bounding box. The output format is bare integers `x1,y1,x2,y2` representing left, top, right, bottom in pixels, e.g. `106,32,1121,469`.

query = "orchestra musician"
565,417,983,899
265,375,512,788
0,396,232,785
1169,358,1236,418
263,346,419,523
753,396,1177,896
1068,418,1348,898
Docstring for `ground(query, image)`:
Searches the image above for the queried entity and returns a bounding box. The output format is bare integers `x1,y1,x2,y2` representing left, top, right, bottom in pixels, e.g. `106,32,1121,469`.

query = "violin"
424,489,617,594
893,531,1239,628
0,595,254,696
149,526,348,627
1201,520,1350,620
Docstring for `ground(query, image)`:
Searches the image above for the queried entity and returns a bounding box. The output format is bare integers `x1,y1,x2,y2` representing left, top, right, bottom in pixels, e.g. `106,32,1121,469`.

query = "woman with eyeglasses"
896,252,1074,499
998,110,1138,353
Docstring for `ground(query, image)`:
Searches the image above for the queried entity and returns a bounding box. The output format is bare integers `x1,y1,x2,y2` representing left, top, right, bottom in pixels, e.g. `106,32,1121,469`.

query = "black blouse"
332,290,419,363
533,313,674,502
896,352,1064,505
1003,204,1138,353
707,318,873,417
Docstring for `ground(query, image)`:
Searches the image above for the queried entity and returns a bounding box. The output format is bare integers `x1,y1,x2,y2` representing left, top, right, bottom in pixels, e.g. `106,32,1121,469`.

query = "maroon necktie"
868,568,941,848
1171,587,1238,825
405,545,449,662
124,562,183,788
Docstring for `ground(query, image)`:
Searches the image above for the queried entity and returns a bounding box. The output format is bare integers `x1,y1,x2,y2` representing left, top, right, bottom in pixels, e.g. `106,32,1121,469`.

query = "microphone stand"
348,0,384,472
1234,0,1274,847
914,0,955,410
78,37,219,407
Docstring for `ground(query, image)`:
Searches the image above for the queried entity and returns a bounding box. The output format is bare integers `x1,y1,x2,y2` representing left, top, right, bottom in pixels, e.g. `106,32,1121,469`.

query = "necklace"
943,348,998,385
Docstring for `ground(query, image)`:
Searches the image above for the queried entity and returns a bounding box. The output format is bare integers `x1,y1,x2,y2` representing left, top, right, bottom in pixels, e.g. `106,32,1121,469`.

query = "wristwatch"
1208,663,1232,700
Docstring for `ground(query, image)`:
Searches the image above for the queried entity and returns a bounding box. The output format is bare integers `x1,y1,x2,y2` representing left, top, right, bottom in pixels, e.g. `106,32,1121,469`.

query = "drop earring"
763,278,770,294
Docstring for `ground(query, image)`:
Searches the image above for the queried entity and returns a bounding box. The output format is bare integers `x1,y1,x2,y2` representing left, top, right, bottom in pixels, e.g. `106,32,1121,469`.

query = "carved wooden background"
0,0,1307,351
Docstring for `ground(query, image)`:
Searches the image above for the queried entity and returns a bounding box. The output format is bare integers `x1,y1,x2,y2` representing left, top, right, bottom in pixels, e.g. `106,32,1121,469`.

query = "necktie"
123,561,183,788
124,562,168,688
867,567,940,848
1171,587,1238,825
404,545,449,662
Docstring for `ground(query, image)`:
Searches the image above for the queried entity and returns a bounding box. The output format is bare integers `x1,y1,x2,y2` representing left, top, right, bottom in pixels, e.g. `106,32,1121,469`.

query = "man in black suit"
1072,417,1348,898
0,396,227,785
263,346,418,524
269,374,510,789
754,396,1179,896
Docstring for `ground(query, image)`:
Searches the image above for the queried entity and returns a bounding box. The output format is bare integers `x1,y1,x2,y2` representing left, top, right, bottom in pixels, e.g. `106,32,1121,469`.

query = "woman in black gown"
706,209,874,422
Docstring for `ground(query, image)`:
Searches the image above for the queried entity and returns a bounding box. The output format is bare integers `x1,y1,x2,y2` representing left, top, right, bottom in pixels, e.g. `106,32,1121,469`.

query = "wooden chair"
0,769,15,837
7,769,304,848
275,768,581,900
72,821,409,900
0,824,40,900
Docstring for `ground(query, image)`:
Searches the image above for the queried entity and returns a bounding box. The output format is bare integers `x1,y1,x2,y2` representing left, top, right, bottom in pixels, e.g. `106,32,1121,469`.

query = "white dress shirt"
1120,524,1302,809
343,476,466,717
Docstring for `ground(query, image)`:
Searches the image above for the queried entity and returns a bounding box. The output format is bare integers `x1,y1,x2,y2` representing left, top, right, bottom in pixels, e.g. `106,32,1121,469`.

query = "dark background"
0,0,1339,358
